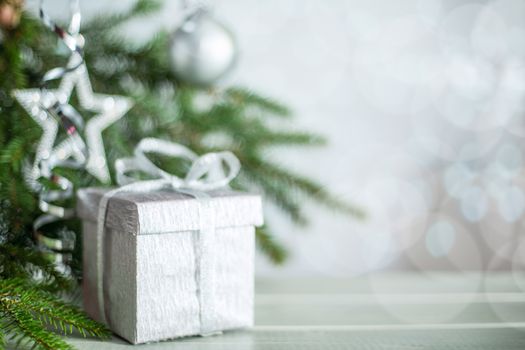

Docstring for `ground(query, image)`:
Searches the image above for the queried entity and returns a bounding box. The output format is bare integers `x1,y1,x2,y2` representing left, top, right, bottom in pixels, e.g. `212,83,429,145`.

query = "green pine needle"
225,87,292,117
256,226,288,265
0,279,110,350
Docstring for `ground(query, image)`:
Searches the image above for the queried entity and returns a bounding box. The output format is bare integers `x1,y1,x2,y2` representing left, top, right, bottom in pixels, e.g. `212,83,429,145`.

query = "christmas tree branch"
0,279,110,350
1,300,73,350
255,160,365,218
225,87,291,118
0,244,73,293
256,226,288,264
240,170,308,226
81,0,161,34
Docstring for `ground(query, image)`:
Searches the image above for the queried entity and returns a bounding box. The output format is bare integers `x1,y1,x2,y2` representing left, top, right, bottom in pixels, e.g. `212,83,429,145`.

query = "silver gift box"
77,188,263,344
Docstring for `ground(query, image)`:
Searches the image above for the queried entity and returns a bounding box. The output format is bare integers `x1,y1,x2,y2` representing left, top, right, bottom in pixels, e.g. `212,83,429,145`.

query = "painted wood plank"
55,274,525,349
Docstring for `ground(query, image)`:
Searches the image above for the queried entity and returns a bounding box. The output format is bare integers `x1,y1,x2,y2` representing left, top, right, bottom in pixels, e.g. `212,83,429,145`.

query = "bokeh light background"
33,0,525,278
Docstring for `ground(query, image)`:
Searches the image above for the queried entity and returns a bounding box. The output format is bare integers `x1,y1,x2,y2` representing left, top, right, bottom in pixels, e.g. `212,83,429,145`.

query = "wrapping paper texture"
78,188,262,344
77,188,263,234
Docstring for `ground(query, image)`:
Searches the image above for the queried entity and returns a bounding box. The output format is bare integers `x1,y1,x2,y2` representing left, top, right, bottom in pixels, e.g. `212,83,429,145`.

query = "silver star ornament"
14,53,133,184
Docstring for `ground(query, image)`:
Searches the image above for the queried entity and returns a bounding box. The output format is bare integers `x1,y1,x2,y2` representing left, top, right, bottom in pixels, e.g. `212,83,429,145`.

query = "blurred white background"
32,0,525,277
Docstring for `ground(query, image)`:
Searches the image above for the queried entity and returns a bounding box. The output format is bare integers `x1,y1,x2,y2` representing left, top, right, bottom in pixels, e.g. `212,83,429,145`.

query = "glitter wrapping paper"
77,188,263,344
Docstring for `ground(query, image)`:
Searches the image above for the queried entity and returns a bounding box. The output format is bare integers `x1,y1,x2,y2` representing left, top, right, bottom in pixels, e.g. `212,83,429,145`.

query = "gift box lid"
77,188,263,235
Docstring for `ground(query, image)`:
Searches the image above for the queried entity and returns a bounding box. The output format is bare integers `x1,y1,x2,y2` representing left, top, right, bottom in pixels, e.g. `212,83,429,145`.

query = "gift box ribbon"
95,138,241,334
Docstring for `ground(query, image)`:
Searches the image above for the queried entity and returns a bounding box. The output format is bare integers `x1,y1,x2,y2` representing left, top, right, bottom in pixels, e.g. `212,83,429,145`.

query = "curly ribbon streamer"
39,0,85,89
39,0,83,54
33,0,87,264
95,138,240,333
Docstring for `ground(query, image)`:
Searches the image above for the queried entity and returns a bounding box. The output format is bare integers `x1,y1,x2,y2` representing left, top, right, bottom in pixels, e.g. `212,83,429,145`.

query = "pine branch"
84,31,175,89
258,131,326,147
246,158,365,219
256,226,287,264
82,0,161,34
238,170,308,226
0,326,5,349
0,180,36,227
0,245,73,293
0,287,74,350
225,87,291,117
0,279,110,350
0,138,26,171
17,288,108,338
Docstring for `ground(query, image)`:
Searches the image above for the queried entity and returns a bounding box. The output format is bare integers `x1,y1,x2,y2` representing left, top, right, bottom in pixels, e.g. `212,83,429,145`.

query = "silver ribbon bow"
114,137,240,191
95,138,240,332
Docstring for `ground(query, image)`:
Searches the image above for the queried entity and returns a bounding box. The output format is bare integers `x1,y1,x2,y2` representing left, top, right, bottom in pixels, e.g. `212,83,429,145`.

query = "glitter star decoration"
12,87,61,190
14,53,134,184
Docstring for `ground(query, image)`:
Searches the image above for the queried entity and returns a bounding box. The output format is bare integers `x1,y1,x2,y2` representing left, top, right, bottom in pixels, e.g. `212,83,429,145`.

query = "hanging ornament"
37,0,133,183
12,0,133,270
48,53,134,184
13,83,86,191
14,33,133,185
169,7,237,86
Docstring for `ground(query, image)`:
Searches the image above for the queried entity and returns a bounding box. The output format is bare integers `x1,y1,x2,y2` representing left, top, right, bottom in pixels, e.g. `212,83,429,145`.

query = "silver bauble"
169,11,237,86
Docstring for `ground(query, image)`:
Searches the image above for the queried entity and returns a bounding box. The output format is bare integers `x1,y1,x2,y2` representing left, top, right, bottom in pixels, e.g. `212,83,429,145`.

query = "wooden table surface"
65,273,525,349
